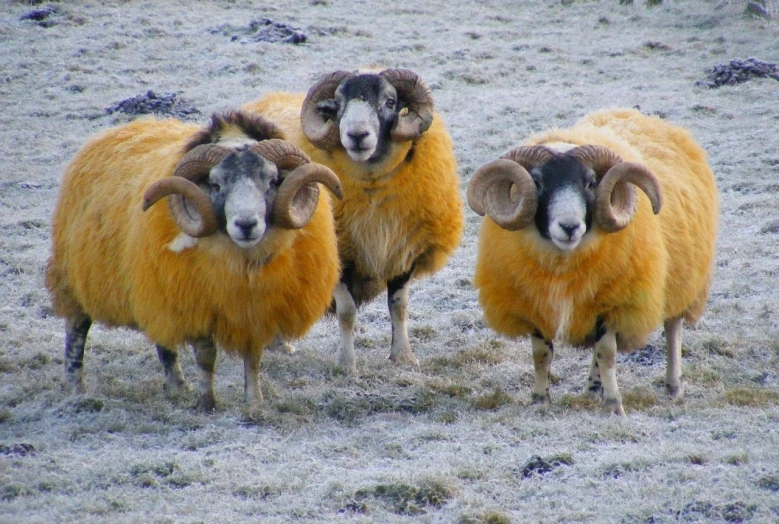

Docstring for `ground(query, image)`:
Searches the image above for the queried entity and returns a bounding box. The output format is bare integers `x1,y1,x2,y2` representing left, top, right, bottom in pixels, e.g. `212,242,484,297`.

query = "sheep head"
468,145,663,250
143,139,342,246
300,68,434,161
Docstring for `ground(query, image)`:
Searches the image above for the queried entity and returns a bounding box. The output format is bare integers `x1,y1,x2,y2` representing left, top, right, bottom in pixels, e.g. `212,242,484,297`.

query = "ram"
46,111,343,411
468,108,718,415
243,68,463,372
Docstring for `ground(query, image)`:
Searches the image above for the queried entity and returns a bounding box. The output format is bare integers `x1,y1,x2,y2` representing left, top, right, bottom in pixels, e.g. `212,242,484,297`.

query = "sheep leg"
266,335,296,354
191,338,217,412
594,329,625,416
387,268,419,367
243,352,263,405
155,345,188,395
664,316,685,399
334,282,358,373
582,351,603,399
64,314,92,393
530,332,554,405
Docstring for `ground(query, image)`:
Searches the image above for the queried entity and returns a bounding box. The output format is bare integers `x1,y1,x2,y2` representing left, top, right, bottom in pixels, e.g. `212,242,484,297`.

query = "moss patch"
353,479,456,515
724,387,779,407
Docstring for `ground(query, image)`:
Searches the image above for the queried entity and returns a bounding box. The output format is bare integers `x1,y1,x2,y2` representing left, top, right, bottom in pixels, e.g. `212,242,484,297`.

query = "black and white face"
205,150,280,248
318,75,400,163
531,156,596,251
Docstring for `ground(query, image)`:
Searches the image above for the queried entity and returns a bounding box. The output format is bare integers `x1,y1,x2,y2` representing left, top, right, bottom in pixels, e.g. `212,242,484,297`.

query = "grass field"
1,1,778,521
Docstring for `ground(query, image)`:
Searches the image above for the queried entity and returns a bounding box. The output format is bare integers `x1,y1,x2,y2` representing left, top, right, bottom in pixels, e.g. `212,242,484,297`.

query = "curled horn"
569,145,663,232
468,146,553,231
379,68,434,142
143,144,232,237
251,139,343,229
300,70,353,150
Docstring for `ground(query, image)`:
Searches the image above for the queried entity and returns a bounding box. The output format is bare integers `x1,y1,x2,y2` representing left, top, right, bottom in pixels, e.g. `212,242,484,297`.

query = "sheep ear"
316,99,338,120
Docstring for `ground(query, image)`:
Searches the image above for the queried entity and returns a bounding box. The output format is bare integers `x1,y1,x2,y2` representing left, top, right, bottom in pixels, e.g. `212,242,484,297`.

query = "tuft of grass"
2,484,31,501
756,475,779,492
322,389,441,424
436,411,457,424
623,388,659,411
0,408,12,423
0,358,17,373
21,352,50,369
410,325,437,342
130,461,176,478
232,484,282,500
601,461,646,479
454,348,503,366
686,454,707,466
558,394,599,412
723,386,779,407
702,337,735,358
69,397,105,413
723,452,749,466
275,396,316,416
354,479,456,515
587,430,641,444
686,365,721,387
240,406,277,427
428,381,472,398
472,387,512,411
459,512,512,524
456,468,484,481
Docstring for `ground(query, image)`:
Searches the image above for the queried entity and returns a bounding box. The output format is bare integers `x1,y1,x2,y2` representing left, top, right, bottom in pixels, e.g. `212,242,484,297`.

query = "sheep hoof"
603,399,626,416
336,357,358,374
195,393,217,413
389,349,420,368
163,376,190,396
530,392,551,405
665,381,685,400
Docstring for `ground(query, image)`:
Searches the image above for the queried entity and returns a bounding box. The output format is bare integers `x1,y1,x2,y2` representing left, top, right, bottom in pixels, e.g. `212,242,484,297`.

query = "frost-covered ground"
1,1,778,522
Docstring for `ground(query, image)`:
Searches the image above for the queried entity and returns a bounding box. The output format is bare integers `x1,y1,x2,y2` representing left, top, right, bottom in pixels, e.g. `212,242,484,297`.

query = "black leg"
64,315,91,393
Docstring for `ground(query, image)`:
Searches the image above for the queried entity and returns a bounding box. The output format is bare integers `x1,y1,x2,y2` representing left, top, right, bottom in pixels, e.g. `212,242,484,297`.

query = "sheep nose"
347,130,369,146
234,217,258,237
560,223,580,238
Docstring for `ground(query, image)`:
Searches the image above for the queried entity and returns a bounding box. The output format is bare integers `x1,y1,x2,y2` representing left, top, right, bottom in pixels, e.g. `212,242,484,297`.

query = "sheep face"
206,150,279,248
316,75,399,163
301,69,435,166
468,145,662,249
530,156,596,251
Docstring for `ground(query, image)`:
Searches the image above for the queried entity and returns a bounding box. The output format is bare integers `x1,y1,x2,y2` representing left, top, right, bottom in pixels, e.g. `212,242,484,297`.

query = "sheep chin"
551,236,582,252
345,147,375,163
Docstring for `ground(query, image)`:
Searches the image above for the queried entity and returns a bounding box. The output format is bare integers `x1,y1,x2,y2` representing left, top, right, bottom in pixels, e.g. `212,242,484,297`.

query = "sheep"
45,111,343,411
242,68,463,372
467,108,718,415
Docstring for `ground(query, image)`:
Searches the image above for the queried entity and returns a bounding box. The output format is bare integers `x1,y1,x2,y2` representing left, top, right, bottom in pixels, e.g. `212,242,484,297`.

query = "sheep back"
46,117,340,356
243,93,463,302
474,108,718,350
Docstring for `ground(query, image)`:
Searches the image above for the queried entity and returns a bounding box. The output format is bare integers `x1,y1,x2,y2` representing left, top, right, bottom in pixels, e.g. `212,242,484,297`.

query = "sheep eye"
210,182,221,192
386,98,396,109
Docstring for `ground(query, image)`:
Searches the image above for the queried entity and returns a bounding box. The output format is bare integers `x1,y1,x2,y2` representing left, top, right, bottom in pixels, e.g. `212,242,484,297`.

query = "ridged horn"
271,163,343,229
468,158,538,231
142,144,232,237
569,145,663,233
380,68,434,142
250,139,311,170
503,145,556,171
300,70,353,150
250,139,343,229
